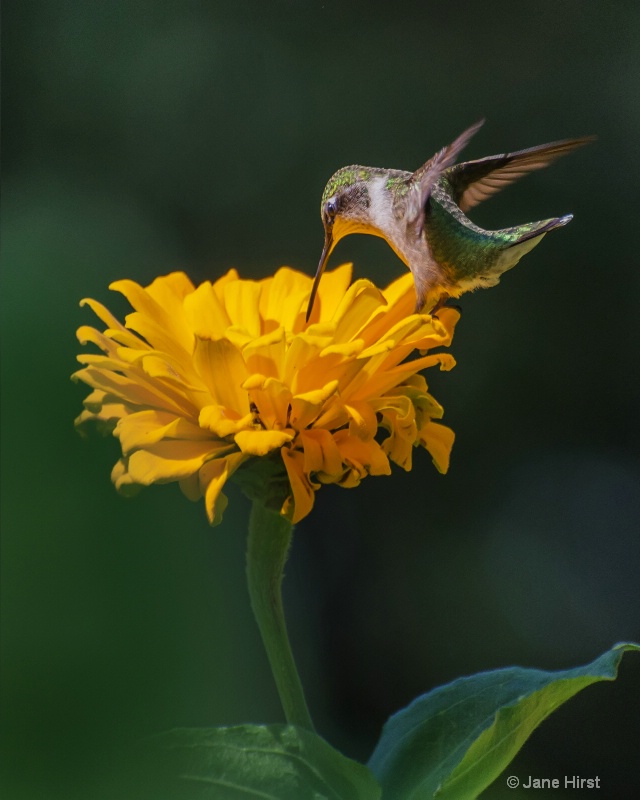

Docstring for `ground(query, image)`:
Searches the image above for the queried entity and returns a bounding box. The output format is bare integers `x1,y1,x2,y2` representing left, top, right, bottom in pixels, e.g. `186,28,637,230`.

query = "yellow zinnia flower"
73,265,459,525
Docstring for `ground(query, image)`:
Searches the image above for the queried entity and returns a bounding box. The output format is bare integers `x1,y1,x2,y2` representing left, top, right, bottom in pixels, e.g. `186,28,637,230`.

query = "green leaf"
368,642,639,800
153,724,381,800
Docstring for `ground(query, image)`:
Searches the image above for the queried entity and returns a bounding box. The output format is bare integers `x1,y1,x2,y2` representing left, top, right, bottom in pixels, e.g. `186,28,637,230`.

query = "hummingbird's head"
320,166,375,244
306,167,375,321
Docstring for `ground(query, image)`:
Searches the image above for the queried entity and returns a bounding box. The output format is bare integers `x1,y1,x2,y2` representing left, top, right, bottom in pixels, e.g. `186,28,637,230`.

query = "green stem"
246,501,314,731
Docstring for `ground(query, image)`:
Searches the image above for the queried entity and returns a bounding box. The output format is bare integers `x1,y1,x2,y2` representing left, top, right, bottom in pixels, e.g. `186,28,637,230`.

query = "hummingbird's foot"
425,294,449,319
425,298,461,321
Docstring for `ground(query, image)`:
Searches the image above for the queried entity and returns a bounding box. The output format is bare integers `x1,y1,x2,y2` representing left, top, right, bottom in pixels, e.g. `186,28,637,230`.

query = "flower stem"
246,501,314,731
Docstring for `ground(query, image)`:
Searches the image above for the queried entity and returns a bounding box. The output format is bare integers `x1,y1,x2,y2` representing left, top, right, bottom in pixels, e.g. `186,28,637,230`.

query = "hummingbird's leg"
424,292,450,319
414,294,427,314
412,272,440,314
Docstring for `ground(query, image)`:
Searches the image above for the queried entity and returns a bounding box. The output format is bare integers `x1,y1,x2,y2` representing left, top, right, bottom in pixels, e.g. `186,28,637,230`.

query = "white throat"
366,175,412,266
368,176,395,232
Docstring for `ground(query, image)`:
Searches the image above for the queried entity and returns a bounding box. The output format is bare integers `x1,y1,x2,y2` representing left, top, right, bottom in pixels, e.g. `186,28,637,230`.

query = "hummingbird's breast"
365,174,417,265
425,182,501,290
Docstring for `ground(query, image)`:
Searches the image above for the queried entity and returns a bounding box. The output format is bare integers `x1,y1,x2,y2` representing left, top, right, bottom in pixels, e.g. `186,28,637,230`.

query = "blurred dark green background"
3,1,640,797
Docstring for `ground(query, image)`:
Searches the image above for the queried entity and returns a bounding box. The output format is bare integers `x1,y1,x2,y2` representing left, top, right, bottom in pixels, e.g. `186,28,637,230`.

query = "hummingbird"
306,120,594,321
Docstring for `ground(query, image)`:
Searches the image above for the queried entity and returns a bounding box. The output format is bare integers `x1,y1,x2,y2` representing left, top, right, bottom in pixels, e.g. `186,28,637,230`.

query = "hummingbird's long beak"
305,228,334,322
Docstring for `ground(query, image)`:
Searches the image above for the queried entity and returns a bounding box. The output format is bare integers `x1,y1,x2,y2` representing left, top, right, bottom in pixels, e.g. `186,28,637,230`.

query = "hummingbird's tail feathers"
486,214,574,280
407,119,485,235
447,135,595,213
507,213,573,247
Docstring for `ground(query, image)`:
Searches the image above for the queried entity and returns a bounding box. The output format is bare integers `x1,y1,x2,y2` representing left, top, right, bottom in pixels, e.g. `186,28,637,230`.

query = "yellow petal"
359,315,425,355
242,327,287,380
75,353,127,370
347,353,456,402
411,390,444,426
110,278,193,354
281,447,316,524
79,298,134,336
332,281,386,341
335,468,362,488
300,428,344,477
293,349,363,400
344,401,379,439
382,272,415,310
77,388,109,413
419,421,455,474
75,394,129,429
410,312,460,355
242,374,292,430
374,394,417,470
282,333,332,393
382,434,414,471
222,279,262,337
127,440,231,485
260,267,310,332
234,429,294,456
402,372,429,393
199,404,254,437
73,365,198,418
199,452,247,525
224,326,255,350
179,472,201,502
76,325,125,356
145,271,195,307
192,336,249,414
115,409,211,455
290,380,339,430
373,394,414,432
131,354,207,397
212,268,240,300
111,458,141,496
319,340,365,359
333,430,391,477
311,403,349,434
183,280,231,338
356,338,396,360
120,310,194,368
337,318,447,401
300,322,338,339
311,263,353,324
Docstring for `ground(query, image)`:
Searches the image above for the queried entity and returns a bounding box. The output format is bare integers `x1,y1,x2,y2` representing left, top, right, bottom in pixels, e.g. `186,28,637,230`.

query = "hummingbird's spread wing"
406,119,485,236
446,136,595,213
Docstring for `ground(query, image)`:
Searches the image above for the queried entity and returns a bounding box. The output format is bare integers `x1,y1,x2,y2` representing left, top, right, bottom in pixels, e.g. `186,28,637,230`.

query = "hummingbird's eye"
325,199,337,220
